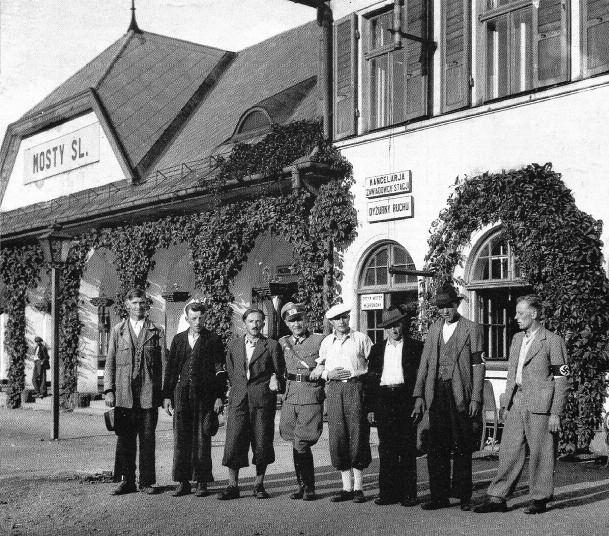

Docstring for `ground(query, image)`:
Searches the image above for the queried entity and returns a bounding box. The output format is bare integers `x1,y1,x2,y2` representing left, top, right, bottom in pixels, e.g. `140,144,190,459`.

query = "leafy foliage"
424,163,608,453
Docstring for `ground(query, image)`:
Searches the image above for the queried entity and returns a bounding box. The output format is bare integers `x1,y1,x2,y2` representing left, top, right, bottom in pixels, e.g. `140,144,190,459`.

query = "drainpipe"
317,1,333,141
393,0,403,49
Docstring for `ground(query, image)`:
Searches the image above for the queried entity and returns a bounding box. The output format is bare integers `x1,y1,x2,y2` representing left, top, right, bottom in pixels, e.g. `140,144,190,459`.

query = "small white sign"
24,123,100,184
367,195,414,223
365,170,412,198
361,294,384,310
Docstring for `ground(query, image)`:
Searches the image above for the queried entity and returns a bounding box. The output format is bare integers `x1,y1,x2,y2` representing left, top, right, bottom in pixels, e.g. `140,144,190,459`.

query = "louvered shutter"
583,0,609,76
442,0,471,112
534,0,569,87
404,0,429,120
333,13,358,140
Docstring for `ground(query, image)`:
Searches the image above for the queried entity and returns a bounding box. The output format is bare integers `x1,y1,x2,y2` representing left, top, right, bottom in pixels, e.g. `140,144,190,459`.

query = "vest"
437,328,457,381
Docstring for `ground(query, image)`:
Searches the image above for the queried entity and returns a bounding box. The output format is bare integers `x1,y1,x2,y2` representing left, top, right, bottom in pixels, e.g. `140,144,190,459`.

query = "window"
364,1,429,130
481,0,568,101
358,242,419,343
468,231,530,360
234,109,271,138
582,0,609,76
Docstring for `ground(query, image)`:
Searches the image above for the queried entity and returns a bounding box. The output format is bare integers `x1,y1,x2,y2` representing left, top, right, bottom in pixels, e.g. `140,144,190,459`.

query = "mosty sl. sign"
24,123,100,184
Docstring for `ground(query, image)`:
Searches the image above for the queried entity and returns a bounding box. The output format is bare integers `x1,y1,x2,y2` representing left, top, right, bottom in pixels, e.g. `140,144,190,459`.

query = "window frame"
581,0,610,77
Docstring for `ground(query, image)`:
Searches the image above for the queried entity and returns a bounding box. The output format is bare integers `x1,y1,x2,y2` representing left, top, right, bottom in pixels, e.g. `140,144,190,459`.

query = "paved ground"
0,406,608,536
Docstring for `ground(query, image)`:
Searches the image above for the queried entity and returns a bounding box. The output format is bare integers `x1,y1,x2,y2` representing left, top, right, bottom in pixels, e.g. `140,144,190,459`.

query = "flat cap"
325,303,351,320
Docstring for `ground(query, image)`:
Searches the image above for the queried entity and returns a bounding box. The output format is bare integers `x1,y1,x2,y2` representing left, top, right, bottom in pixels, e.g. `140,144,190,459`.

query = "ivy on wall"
423,163,609,454
0,121,356,406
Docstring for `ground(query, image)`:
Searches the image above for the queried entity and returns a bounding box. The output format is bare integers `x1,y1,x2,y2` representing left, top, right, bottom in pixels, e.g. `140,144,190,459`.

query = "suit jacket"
36,345,50,370
501,327,569,415
162,328,226,409
226,335,285,409
104,319,166,409
413,316,485,413
365,336,423,413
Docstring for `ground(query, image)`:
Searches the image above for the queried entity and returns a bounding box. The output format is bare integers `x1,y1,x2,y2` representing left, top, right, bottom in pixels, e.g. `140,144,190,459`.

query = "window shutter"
583,0,609,76
534,0,569,87
442,0,471,112
403,0,429,120
333,14,358,140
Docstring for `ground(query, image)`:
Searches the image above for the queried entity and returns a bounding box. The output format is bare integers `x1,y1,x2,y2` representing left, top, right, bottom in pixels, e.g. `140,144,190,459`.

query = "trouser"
428,379,473,502
32,363,47,396
326,380,371,471
487,390,556,502
279,402,323,454
114,407,158,486
375,386,418,501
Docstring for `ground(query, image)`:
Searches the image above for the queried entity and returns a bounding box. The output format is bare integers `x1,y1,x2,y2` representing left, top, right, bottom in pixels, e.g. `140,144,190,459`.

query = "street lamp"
38,224,72,440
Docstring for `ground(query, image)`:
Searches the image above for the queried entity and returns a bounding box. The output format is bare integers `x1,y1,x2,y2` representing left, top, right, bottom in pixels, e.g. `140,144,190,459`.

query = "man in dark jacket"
218,308,285,500
163,301,226,497
32,336,50,398
366,306,423,506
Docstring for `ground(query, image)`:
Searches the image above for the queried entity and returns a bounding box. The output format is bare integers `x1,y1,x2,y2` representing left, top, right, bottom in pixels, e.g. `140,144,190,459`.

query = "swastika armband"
551,364,570,377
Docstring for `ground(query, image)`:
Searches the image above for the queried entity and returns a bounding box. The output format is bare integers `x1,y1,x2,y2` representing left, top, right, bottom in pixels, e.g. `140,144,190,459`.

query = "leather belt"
287,373,313,382
330,376,362,383
380,384,405,391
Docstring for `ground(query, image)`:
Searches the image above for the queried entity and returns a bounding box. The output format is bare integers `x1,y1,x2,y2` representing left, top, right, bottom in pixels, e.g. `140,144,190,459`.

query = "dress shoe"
524,500,547,514
473,499,508,513
218,485,240,500
421,499,451,510
401,497,418,507
352,490,366,503
140,485,159,495
195,482,208,497
330,490,354,502
460,500,471,511
303,487,316,501
253,484,270,499
171,482,191,497
374,497,398,506
290,486,304,500
111,481,137,496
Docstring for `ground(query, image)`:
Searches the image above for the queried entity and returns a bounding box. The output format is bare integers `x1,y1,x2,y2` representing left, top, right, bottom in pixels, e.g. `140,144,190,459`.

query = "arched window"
467,230,530,361
236,109,271,135
358,242,418,343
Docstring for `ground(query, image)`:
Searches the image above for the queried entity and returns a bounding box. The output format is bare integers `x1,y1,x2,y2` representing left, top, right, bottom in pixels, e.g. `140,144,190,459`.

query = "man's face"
387,322,403,341
286,315,307,337
186,309,205,334
515,301,536,331
125,296,146,320
438,303,459,324
330,313,350,335
244,312,265,338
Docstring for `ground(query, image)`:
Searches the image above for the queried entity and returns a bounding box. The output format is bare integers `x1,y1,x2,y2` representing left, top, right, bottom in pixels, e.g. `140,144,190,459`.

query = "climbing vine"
423,163,608,454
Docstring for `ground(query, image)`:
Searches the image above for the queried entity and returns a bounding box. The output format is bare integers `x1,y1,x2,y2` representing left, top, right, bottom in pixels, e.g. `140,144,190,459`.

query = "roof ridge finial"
128,0,143,34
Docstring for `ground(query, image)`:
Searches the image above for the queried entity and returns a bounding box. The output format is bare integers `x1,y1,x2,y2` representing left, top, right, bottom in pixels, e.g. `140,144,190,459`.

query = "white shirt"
245,336,258,380
380,339,404,386
515,328,540,386
188,331,200,349
130,318,145,338
318,330,372,380
442,321,458,343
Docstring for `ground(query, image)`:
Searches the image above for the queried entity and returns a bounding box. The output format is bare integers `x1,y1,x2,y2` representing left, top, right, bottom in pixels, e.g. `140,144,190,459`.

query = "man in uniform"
411,285,485,511
317,302,373,503
366,306,423,506
474,294,570,514
104,288,166,496
219,308,285,500
278,302,326,501
162,301,226,497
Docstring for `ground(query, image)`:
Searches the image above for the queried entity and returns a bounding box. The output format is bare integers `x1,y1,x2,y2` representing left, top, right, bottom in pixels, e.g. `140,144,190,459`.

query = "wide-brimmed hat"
281,302,305,322
434,286,463,308
379,307,410,328
325,303,351,320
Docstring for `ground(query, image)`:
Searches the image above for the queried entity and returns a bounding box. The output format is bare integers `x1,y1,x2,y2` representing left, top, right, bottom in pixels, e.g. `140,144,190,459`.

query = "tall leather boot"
301,449,316,501
290,448,304,499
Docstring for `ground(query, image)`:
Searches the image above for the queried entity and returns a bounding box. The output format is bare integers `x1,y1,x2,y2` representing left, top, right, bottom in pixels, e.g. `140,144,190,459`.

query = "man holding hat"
317,302,373,503
411,284,485,511
365,306,423,506
278,302,326,501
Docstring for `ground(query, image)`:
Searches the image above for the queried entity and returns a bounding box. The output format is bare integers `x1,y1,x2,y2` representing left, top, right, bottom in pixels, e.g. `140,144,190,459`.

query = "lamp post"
38,224,72,440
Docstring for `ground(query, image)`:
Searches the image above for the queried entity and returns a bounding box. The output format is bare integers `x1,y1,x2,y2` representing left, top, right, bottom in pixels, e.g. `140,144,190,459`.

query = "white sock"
353,468,363,491
341,470,353,491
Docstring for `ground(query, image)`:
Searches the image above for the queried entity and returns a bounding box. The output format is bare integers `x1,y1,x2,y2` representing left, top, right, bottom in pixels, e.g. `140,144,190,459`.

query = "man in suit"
411,285,485,511
218,307,285,500
317,303,373,504
162,301,226,497
365,306,423,507
32,336,50,398
474,294,570,514
104,288,166,496
278,302,326,501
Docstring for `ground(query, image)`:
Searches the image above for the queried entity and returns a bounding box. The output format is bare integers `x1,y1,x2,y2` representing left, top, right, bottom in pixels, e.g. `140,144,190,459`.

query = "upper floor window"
582,0,609,76
480,0,569,101
235,109,271,136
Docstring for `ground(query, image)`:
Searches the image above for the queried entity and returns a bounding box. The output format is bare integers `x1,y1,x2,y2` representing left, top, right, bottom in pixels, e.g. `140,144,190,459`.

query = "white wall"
1,112,126,211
